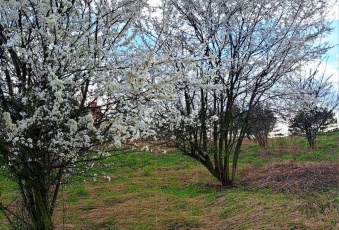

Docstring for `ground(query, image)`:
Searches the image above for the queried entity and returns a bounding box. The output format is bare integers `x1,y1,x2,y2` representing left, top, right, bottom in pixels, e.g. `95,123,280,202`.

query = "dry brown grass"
53,166,227,229
49,160,339,230
240,162,339,192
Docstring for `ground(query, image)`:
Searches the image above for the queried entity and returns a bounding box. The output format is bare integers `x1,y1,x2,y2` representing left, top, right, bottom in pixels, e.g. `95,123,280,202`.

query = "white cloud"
327,64,339,80
326,0,339,21
302,61,339,84
148,0,161,7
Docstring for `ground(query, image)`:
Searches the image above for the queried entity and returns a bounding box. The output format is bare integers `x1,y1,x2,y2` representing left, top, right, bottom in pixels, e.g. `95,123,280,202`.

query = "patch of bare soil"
240,162,339,192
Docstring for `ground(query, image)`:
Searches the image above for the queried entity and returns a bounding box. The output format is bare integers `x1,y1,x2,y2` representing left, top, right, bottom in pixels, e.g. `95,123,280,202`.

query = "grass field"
1,132,339,229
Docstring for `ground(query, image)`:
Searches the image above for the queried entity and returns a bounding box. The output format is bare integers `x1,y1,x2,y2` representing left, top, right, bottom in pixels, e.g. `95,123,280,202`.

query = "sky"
327,20,339,84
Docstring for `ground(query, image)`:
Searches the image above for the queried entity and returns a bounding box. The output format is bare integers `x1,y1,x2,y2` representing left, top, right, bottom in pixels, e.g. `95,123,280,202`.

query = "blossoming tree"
286,65,339,148
0,0,161,228
152,0,333,186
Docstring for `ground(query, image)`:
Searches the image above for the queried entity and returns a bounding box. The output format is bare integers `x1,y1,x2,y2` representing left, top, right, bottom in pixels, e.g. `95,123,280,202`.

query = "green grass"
239,131,339,164
0,131,338,229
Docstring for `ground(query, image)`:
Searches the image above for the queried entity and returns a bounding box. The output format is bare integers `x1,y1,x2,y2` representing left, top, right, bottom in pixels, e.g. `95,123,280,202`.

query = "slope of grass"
1,131,339,229
239,131,339,165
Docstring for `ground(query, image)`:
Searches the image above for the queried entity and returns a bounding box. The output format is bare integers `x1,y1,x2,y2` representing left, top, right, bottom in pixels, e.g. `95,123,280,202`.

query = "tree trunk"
18,177,54,230
309,139,315,149
306,129,316,149
220,177,233,187
31,188,53,230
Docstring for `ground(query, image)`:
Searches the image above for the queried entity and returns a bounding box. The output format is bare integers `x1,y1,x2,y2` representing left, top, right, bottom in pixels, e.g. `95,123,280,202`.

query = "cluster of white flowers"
3,112,16,132
0,0,168,173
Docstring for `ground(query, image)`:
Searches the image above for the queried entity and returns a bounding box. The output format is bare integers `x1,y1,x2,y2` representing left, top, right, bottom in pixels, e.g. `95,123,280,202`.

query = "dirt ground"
239,162,339,192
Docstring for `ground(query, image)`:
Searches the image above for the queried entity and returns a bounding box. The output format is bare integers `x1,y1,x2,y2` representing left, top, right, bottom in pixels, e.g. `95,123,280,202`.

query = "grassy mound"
1,131,339,229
